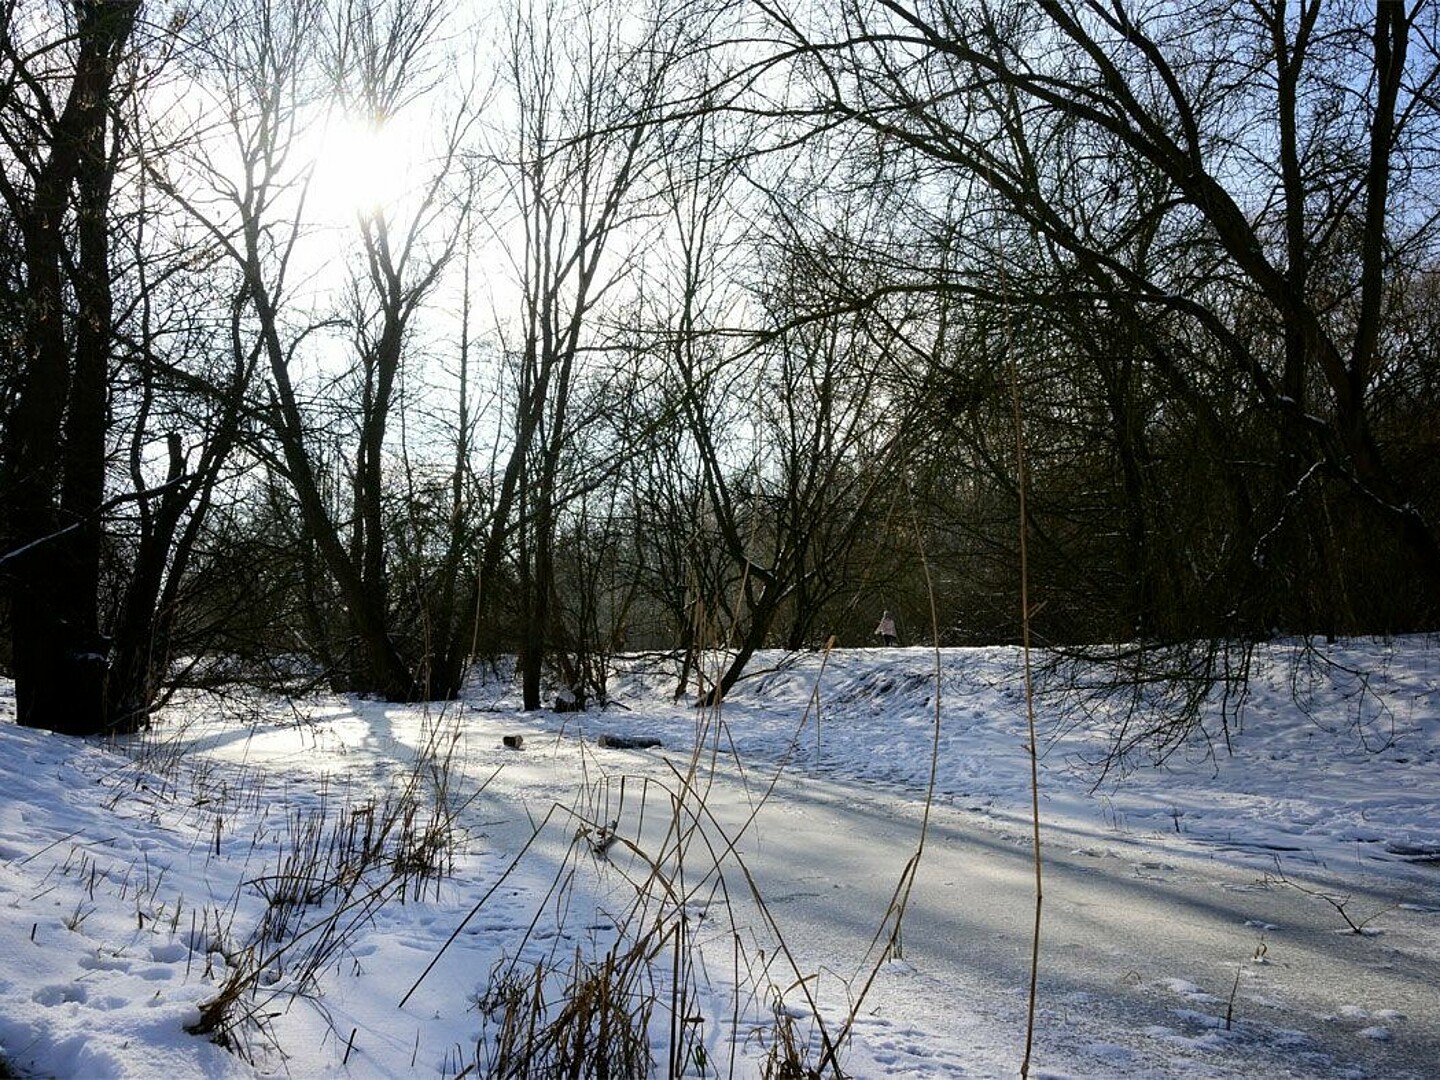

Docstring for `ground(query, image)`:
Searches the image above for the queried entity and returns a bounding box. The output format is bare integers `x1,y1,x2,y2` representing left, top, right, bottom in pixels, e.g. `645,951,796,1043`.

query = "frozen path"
718,768,1440,1078
475,721,1440,1079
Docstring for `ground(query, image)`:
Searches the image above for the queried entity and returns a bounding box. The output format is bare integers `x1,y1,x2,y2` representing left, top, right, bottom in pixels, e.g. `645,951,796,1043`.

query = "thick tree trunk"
1,1,139,736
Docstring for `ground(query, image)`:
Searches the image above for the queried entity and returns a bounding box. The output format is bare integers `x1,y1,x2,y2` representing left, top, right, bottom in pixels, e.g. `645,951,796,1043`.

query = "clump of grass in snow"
473,946,659,1077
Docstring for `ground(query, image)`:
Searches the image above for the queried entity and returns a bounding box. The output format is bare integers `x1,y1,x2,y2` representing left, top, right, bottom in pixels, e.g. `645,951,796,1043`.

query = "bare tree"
666,161,917,700
158,0,475,701
758,0,1440,634
1,0,141,734
326,0,476,697
477,0,691,709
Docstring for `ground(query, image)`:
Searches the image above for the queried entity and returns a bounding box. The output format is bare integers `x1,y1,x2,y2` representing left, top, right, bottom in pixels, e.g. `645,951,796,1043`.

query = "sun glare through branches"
308,114,418,223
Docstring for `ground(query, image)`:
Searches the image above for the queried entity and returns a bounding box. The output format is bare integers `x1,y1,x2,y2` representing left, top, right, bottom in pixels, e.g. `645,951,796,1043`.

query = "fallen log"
596,734,662,750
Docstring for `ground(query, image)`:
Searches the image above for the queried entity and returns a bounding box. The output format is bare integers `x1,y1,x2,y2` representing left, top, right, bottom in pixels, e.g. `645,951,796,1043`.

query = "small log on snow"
502,735,525,750
596,734,662,750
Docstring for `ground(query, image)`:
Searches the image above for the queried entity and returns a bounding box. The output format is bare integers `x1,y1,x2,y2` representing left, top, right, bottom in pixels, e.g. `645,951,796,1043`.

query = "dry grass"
435,630,858,1078
102,694,480,1065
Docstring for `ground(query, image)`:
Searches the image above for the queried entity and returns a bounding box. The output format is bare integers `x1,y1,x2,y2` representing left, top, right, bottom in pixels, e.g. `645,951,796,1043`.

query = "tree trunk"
1,1,139,736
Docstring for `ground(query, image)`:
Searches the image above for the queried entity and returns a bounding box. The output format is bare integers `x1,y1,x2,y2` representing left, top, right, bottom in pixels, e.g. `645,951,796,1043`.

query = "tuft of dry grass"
473,946,659,1078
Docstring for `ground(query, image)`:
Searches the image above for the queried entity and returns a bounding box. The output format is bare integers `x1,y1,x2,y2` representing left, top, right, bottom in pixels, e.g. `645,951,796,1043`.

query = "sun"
309,115,415,222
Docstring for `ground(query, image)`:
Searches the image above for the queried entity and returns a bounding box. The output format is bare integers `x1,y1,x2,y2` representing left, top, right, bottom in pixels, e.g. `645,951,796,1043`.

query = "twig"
1011,295,1044,1079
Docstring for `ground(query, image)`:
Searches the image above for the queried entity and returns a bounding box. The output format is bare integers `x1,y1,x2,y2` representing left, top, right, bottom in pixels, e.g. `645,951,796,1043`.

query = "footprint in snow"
33,983,87,1006
1160,977,1219,1003
149,942,188,964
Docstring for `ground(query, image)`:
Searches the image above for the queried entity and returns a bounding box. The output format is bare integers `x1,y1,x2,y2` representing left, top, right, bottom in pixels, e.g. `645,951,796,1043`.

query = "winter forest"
2,1,1439,1077
3,0,1436,736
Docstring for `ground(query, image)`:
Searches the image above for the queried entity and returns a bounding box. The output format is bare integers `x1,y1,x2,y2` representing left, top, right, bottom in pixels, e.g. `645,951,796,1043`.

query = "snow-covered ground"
1,638,1437,1078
